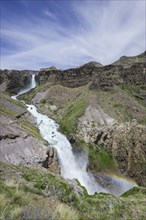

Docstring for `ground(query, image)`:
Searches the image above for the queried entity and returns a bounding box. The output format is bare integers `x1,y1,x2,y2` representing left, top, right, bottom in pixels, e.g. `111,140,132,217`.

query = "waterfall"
27,104,107,195
11,74,137,196
12,74,37,99
31,74,37,89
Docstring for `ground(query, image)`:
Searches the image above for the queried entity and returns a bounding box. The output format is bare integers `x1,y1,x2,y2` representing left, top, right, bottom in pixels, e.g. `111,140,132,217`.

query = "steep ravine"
11,74,137,196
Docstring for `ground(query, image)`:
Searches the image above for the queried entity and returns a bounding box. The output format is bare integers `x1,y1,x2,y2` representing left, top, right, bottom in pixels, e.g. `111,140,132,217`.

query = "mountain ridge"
113,51,146,65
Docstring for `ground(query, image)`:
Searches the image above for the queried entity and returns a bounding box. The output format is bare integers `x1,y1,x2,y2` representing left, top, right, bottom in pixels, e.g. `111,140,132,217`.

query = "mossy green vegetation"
17,165,79,204
78,140,117,173
0,105,16,118
100,88,132,121
113,52,145,65
0,162,80,219
138,117,146,125
122,84,146,109
53,203,79,220
7,96,25,109
93,86,146,123
121,187,146,197
122,84,146,107
121,84,146,124
18,117,43,141
60,98,88,135
94,150,117,172
0,93,43,140
0,95,26,120
0,162,146,220
1,93,25,109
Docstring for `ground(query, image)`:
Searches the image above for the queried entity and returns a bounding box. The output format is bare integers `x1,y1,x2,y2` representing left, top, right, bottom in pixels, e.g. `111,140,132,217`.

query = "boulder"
43,147,60,174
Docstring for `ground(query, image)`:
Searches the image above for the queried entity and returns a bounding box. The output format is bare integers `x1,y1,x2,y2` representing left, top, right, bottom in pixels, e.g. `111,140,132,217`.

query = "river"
12,74,137,196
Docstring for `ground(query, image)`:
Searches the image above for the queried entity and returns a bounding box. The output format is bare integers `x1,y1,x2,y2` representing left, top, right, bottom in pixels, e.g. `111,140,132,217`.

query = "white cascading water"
27,104,107,195
12,74,36,100
12,74,137,196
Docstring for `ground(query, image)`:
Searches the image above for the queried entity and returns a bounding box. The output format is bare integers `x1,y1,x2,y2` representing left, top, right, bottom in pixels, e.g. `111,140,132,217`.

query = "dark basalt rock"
37,61,146,89
0,69,37,94
1,53,145,91
37,61,103,87
90,62,146,89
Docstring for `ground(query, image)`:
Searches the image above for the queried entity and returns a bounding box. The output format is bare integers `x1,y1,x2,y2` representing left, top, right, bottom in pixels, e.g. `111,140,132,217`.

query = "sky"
0,0,146,70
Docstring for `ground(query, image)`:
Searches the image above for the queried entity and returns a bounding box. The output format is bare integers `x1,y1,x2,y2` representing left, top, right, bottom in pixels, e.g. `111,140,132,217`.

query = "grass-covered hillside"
113,51,146,65
17,81,146,188
1,162,146,220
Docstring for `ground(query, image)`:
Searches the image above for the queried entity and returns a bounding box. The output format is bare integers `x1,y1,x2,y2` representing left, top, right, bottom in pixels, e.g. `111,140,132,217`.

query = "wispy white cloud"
1,0,145,70
43,9,56,20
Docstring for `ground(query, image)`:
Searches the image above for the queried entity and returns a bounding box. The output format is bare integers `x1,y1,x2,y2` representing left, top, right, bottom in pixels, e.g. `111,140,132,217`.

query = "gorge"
0,52,146,219
11,73,136,196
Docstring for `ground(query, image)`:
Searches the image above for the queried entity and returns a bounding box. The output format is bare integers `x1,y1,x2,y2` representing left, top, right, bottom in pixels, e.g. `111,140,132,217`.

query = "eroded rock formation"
37,62,146,88
77,121,146,187
42,147,60,174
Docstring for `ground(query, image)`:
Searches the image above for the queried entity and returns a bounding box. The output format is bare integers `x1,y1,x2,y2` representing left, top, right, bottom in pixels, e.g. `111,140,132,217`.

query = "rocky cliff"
0,93,59,173
38,58,145,89
90,62,146,89
77,121,146,187
0,69,37,94
38,61,102,87
1,55,145,92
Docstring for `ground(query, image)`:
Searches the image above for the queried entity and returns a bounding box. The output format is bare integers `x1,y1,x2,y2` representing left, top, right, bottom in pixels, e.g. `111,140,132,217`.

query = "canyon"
0,52,146,219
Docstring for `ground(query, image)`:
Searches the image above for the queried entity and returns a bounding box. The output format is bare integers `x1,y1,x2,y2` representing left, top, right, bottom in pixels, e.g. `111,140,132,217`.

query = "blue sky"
0,0,145,70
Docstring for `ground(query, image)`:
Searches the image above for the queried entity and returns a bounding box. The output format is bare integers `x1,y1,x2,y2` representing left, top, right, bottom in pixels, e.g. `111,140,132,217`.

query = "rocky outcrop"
90,62,146,89
38,61,102,87
42,147,60,174
0,87,61,173
1,53,145,92
38,62,146,89
37,52,145,89
0,93,48,166
0,114,47,165
78,121,146,187
0,69,37,94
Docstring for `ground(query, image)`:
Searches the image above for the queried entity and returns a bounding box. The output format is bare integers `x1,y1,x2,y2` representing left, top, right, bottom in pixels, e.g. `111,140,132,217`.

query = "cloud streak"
1,0,145,70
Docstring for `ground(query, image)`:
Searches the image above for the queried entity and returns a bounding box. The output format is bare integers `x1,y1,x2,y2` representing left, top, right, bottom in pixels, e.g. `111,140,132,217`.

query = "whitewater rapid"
27,104,107,195
11,74,137,196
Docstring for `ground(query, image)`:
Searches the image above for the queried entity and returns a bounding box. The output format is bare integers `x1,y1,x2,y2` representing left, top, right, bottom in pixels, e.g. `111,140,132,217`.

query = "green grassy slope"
113,51,146,65
0,162,146,220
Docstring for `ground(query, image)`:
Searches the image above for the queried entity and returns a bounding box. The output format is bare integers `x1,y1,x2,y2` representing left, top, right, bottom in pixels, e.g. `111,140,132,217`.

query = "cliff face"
0,93,45,164
0,69,37,94
77,121,146,187
90,62,146,89
1,56,145,93
38,61,102,87
38,62,146,88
